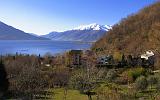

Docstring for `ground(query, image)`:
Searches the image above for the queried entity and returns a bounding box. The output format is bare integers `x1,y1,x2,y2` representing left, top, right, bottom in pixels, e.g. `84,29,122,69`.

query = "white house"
141,50,154,60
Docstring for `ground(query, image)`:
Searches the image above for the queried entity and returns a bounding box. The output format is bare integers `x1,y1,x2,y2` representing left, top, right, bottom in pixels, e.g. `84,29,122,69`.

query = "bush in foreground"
135,76,148,92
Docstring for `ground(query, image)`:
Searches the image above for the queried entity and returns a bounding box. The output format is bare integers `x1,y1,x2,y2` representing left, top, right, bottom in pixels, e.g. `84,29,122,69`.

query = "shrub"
147,75,158,89
135,76,148,92
156,81,160,91
154,73,160,91
121,70,134,83
114,77,128,85
96,86,130,100
105,69,117,82
120,68,145,83
128,67,145,81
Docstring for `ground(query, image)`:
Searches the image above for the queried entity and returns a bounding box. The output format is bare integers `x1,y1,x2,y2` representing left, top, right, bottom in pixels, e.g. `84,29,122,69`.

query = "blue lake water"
0,40,92,56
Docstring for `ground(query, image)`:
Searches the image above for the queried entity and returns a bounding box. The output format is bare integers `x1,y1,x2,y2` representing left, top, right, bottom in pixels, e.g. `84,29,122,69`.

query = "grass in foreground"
47,88,97,100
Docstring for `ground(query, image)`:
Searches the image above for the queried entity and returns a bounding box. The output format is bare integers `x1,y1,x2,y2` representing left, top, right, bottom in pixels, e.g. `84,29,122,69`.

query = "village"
44,50,156,69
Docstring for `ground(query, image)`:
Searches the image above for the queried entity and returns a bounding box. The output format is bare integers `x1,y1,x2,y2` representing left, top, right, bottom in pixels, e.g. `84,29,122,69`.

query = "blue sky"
0,0,156,35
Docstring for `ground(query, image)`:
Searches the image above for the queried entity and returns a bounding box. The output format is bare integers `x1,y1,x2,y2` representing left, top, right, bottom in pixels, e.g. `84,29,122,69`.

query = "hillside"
42,23,111,42
92,2,160,55
0,21,48,40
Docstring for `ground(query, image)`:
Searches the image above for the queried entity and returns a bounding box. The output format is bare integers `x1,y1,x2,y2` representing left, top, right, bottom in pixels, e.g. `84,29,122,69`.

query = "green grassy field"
33,83,160,100
47,88,97,100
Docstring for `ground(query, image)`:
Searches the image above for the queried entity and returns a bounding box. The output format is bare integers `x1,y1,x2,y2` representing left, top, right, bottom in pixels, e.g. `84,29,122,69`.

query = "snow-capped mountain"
73,23,112,31
42,23,111,42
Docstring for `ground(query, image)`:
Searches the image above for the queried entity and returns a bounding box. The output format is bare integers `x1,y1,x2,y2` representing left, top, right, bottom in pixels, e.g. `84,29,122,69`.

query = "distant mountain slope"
0,21,48,40
92,2,160,55
42,23,111,42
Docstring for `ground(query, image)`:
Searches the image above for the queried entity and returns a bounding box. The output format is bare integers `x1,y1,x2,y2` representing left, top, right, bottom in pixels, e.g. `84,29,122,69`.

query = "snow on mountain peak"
73,23,112,31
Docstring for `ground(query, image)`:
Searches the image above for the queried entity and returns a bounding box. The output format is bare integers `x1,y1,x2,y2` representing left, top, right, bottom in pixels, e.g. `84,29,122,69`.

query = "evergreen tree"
121,54,127,67
0,60,9,98
127,55,133,67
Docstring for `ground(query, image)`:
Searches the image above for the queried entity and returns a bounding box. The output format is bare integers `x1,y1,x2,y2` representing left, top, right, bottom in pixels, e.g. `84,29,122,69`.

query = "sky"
0,0,157,35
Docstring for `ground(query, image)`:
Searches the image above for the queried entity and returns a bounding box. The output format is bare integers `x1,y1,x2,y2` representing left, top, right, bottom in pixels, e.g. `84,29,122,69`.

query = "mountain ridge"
73,23,112,31
42,23,111,42
0,21,49,40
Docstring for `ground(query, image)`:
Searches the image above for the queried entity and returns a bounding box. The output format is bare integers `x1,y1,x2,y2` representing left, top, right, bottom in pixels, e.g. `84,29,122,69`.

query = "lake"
0,40,92,56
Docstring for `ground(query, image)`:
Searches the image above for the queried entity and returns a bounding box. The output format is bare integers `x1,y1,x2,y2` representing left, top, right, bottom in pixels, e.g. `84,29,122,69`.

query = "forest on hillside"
92,2,160,68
